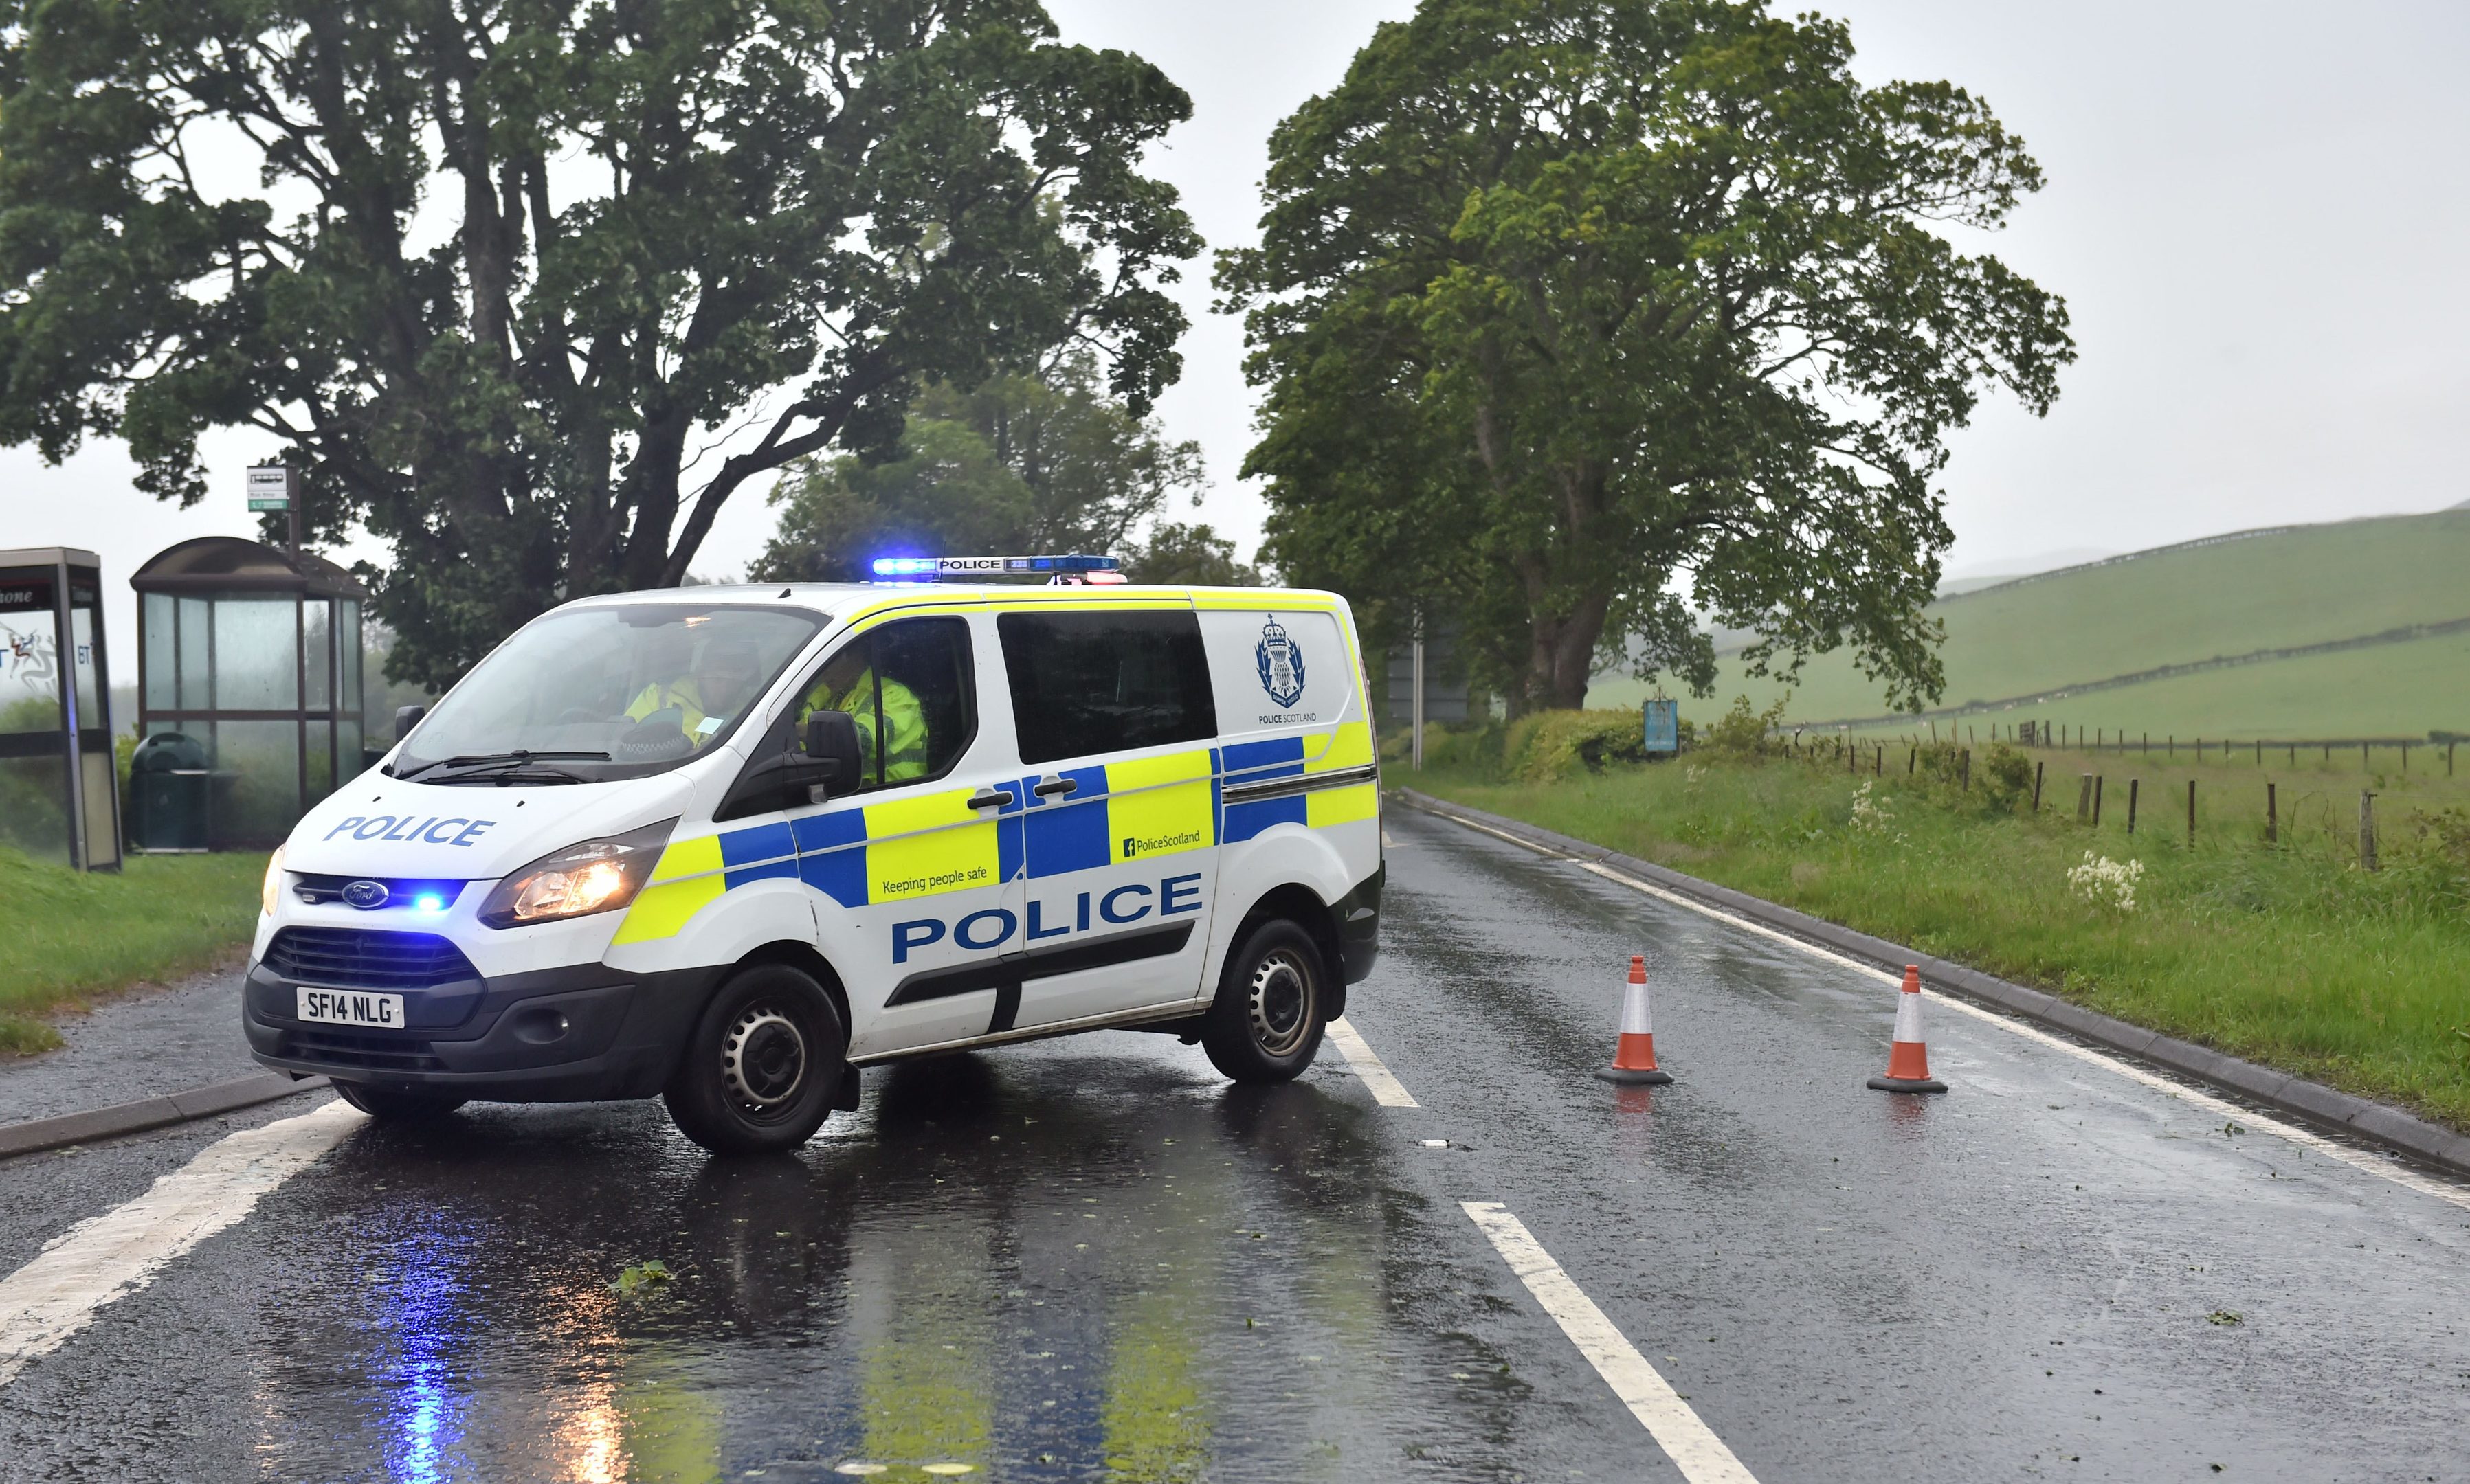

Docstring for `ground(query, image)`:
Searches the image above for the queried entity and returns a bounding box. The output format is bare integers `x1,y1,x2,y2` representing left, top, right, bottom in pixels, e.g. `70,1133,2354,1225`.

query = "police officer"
801,646,928,784
625,636,763,748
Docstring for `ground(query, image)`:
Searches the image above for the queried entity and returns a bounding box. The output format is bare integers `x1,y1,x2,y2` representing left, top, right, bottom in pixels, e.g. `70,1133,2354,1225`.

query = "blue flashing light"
867,553,1121,581
414,892,447,913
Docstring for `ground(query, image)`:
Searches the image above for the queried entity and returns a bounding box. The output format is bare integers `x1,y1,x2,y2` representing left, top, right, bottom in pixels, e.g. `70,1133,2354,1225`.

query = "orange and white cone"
1594,955,1673,1086
1867,965,1947,1093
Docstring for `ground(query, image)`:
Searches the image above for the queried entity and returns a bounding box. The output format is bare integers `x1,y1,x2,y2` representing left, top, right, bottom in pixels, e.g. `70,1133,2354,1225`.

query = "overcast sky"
14,0,2468,656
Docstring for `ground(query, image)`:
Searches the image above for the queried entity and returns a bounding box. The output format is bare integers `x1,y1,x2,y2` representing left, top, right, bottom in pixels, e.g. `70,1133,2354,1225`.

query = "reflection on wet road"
3,805,2468,1481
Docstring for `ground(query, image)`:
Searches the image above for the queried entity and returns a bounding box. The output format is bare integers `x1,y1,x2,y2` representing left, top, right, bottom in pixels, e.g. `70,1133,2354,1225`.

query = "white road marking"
1325,1015,1420,1106
1464,1201,1761,1484
0,1098,361,1389
1416,803,2470,1214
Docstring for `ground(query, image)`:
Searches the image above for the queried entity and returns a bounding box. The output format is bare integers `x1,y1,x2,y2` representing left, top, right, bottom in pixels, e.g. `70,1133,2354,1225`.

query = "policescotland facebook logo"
1255,618,1306,708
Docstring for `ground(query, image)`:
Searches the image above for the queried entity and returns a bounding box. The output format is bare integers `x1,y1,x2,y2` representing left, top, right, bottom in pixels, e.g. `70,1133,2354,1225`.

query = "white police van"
246,558,1383,1152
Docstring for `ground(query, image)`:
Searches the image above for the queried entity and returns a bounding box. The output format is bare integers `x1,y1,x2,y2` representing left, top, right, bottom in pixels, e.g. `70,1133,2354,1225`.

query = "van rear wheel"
664,964,843,1155
1201,920,1328,1083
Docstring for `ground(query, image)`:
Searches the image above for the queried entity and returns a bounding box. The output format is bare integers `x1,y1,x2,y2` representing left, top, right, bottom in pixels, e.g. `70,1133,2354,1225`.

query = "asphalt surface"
0,964,258,1125
2,807,2466,1481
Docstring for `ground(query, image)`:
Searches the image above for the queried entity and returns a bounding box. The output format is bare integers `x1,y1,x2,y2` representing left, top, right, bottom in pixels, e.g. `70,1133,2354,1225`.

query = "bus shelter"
131,537,368,851
0,548,120,870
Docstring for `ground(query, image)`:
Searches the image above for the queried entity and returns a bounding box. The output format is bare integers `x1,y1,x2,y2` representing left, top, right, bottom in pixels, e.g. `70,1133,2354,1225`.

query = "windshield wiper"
397,750,612,783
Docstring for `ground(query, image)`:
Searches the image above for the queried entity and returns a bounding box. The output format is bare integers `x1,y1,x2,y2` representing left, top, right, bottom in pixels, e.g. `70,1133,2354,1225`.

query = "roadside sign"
246,465,293,512
1644,699,1679,754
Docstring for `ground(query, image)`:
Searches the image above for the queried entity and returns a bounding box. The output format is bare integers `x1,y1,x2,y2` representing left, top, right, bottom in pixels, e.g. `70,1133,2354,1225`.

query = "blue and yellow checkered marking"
610,726,1370,942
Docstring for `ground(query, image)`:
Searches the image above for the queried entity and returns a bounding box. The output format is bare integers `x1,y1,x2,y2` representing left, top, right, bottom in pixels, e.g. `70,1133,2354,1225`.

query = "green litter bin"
128,732,210,852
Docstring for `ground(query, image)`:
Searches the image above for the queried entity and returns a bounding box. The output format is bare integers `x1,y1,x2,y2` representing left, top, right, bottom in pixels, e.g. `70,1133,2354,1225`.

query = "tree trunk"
1525,592,1610,712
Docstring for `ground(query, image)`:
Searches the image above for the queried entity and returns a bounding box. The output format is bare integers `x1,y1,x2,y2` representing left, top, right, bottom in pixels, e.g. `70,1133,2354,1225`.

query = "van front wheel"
1201,920,1328,1083
664,965,843,1155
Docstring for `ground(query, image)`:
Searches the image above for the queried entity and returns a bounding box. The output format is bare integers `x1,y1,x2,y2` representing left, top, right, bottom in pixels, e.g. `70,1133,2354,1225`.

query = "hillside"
1591,510,2470,738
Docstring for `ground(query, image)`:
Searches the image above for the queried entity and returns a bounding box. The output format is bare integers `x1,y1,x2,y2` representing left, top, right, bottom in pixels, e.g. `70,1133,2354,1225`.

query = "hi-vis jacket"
243,583,1383,1101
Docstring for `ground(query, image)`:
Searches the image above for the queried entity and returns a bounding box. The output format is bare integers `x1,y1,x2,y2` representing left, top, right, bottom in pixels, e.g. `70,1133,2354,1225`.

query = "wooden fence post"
2077,773,2093,821
2360,791,2378,871
1961,748,1971,791
2127,778,2139,835
2033,761,2045,812
1908,746,1917,776
2092,775,2103,825
2267,781,2277,845
2186,778,2196,846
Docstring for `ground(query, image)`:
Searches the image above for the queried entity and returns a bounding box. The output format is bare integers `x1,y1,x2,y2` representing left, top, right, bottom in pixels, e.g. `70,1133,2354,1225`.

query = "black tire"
334,1082,467,1121
663,963,843,1155
1201,919,1329,1083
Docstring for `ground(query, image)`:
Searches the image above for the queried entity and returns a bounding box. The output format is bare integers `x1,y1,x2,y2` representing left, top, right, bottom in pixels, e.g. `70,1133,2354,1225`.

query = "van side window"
793,617,975,791
998,609,1216,765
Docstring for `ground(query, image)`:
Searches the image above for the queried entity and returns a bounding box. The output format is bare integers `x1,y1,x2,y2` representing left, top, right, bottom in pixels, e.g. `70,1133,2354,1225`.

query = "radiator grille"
263,928,479,991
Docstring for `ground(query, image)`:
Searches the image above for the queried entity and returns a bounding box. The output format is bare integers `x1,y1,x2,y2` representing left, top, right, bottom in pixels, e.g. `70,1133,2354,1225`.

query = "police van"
244,558,1383,1153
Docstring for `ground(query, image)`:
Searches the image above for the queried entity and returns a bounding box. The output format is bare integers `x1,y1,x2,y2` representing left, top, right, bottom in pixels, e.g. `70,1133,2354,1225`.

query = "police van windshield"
389,605,823,783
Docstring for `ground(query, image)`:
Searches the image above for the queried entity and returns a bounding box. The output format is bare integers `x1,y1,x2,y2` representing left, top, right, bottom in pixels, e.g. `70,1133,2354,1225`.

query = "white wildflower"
1683,764,1706,790
2067,851,2144,912
1849,780,1894,833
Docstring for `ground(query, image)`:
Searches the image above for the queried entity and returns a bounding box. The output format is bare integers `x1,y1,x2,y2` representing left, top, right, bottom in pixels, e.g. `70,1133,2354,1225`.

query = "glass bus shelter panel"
212,596,300,711
215,719,300,846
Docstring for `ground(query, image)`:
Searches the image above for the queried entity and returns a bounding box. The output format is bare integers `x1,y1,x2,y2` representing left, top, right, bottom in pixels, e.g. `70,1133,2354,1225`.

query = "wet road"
3,807,2467,1481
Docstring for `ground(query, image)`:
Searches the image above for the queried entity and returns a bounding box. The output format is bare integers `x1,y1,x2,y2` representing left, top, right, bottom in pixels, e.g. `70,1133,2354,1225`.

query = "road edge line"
1462,1201,1761,1484
1325,1016,1420,1106
1394,787,2470,1189
0,1072,331,1162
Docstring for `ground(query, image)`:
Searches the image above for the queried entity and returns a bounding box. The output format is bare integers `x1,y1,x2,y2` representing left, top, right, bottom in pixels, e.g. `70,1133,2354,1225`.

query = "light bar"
869,554,1121,579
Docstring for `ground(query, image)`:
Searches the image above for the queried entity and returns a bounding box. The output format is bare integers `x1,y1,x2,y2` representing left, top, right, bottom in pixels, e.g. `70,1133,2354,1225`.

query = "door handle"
1033,774,1079,798
968,787,1016,810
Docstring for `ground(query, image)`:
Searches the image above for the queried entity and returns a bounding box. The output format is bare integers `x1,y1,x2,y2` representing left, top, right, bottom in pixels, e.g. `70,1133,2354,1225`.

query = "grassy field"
1408,743,2470,1134
0,850,267,1055
1590,509,2470,736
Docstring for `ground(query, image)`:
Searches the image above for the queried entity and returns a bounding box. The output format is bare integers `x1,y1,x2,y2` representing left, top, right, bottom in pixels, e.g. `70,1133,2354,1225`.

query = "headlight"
261,846,286,917
478,820,676,929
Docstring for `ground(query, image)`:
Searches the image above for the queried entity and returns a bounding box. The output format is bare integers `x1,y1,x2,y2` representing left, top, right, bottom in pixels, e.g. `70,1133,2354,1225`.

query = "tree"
748,352,1249,582
0,0,1198,686
1217,0,2072,713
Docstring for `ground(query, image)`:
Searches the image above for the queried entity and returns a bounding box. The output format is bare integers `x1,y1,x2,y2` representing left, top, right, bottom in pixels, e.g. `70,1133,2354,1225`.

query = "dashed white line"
1416,802,2470,1213
0,1098,361,1389
1325,1015,1420,1106
1465,1202,1762,1484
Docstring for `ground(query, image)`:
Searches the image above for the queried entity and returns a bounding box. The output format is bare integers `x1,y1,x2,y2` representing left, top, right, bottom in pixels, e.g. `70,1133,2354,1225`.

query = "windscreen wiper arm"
397,750,612,782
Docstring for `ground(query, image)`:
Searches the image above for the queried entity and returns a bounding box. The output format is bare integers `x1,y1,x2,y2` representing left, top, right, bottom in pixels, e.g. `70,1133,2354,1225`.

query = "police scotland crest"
1255,618,1307,708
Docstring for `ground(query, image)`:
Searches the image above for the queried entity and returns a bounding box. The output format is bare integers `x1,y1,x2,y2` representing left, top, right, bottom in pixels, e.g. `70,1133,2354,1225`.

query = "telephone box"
0,547,120,870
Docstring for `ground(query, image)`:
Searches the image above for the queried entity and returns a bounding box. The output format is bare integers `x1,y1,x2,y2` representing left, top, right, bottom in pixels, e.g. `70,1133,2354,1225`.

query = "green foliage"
1502,709,1647,783
1219,0,2071,712
0,0,1199,687
1416,751,2470,1131
1118,524,1261,587
1702,695,1788,757
1982,741,2034,809
0,849,266,1051
752,355,1212,582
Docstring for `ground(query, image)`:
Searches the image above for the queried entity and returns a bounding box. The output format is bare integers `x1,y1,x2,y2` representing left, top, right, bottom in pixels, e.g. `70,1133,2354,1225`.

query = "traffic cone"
1594,956,1673,1086
1867,965,1947,1093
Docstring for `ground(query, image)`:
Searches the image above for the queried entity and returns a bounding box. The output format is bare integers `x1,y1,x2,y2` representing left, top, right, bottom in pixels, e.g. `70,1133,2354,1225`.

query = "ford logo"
341,879,391,910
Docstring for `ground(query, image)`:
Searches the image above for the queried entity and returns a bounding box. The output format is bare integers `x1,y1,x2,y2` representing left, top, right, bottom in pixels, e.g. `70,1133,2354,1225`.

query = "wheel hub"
722,1004,808,1110
1247,950,1311,1057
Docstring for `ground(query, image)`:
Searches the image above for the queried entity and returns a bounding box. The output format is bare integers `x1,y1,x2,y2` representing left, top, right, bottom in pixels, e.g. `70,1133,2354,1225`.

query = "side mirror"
394,703,427,740
801,710,863,796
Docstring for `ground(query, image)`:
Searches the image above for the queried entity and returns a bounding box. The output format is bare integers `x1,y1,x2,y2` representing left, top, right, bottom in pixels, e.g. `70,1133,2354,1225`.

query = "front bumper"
244,958,717,1101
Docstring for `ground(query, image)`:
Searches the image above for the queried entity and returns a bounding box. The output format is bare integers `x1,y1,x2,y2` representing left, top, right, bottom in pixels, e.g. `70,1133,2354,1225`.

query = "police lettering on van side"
892,872,1203,963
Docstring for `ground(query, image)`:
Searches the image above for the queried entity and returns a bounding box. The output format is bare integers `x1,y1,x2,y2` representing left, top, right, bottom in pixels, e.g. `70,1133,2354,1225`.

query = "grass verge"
0,849,267,1056
1408,743,2470,1133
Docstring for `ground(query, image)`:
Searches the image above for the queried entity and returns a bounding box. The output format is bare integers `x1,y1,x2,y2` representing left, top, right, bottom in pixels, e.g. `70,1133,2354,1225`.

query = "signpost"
247,464,300,553
1643,698,1679,756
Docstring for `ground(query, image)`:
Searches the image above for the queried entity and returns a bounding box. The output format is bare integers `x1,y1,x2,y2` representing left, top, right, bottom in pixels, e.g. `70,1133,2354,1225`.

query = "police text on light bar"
869,554,1121,578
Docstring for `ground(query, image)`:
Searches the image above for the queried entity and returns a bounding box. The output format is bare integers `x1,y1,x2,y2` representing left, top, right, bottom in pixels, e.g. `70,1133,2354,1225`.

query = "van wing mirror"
802,709,863,790
394,703,426,740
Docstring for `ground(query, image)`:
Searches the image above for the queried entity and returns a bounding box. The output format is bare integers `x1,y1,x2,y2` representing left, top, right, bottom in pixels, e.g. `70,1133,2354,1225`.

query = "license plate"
296,987,408,1028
